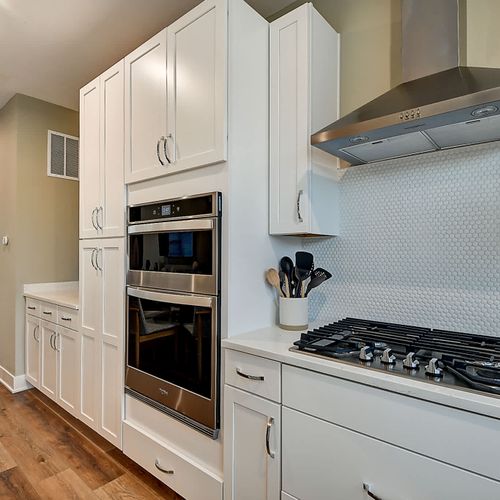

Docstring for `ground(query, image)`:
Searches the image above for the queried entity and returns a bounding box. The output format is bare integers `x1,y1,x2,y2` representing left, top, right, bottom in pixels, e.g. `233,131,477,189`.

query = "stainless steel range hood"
311,0,500,167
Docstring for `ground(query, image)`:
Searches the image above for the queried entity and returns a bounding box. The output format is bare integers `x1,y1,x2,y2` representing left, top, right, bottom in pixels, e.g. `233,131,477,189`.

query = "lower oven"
126,286,219,438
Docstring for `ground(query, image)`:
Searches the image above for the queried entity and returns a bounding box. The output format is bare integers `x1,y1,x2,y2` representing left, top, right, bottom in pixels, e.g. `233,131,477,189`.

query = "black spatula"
305,268,332,296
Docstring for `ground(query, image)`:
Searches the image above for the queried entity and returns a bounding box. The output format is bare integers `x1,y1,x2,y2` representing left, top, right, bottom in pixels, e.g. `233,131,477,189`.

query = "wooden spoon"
266,268,284,297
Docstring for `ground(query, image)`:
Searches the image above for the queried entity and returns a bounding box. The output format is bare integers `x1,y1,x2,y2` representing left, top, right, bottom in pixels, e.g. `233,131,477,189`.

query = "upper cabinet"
80,60,125,239
269,3,340,236
124,0,227,184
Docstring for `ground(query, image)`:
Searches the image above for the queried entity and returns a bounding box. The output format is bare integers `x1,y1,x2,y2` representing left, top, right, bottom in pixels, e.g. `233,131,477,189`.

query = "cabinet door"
99,239,125,447
80,77,101,239
125,30,168,184
25,315,40,388
270,5,311,235
100,61,125,237
282,407,500,500
166,0,226,174
40,321,57,400
79,240,101,430
224,385,280,500
57,326,80,417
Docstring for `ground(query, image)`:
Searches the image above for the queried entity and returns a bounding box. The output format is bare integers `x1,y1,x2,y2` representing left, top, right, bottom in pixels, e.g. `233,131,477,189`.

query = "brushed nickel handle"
163,133,172,164
27,306,36,310
42,311,52,316
154,459,174,475
97,206,103,230
156,138,165,166
33,325,39,342
297,189,304,223
363,483,383,500
266,417,275,458
91,248,97,270
236,368,264,381
49,332,56,350
95,248,103,272
91,207,98,230
60,317,72,322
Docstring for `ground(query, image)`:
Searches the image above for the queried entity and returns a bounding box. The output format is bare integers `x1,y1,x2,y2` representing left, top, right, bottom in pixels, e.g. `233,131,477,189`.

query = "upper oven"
128,192,221,295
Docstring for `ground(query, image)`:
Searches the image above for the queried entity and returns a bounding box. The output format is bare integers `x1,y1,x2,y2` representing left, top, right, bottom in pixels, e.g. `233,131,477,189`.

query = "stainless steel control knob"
359,346,374,362
425,357,443,377
381,348,396,365
403,352,419,369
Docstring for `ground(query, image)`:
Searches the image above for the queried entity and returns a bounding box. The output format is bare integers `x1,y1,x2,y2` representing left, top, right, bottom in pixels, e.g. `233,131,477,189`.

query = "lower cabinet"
57,326,80,415
79,238,125,447
224,385,281,500
25,314,41,387
40,321,58,399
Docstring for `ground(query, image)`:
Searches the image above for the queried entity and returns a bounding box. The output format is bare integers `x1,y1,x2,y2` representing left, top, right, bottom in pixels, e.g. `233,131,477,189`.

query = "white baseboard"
0,365,32,393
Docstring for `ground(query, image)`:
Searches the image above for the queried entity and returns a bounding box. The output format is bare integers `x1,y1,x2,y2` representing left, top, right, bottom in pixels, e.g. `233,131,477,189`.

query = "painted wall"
0,95,79,376
304,142,500,335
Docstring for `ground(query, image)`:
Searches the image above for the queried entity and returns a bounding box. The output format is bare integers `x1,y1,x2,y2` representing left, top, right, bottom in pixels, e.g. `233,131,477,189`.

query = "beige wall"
0,98,19,374
0,94,79,375
466,0,500,67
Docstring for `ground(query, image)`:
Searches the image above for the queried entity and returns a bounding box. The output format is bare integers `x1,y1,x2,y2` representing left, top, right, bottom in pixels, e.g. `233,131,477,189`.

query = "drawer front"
26,298,41,317
282,407,500,500
57,306,79,330
225,350,281,402
123,422,223,500
39,301,58,323
283,365,500,481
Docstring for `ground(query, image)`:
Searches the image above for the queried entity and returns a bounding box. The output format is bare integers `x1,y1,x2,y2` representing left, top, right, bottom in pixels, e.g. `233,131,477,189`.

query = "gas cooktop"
291,318,500,397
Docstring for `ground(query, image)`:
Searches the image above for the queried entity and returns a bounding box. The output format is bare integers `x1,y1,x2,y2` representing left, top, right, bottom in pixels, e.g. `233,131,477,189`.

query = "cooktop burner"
291,318,500,396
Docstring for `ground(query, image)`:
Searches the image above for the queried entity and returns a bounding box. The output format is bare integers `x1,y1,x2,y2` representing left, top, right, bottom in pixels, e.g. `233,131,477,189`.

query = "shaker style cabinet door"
40,321,58,400
25,315,41,388
124,30,168,184
166,0,227,174
56,325,80,417
224,385,281,500
79,78,101,239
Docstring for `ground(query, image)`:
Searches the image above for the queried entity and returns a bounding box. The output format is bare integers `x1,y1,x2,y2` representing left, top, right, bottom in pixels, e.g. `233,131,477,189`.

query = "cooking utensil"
279,256,294,297
278,270,289,298
305,268,332,296
294,252,314,297
266,268,284,297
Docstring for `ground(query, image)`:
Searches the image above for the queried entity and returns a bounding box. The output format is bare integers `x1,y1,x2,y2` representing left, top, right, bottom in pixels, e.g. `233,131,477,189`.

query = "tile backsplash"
304,142,500,335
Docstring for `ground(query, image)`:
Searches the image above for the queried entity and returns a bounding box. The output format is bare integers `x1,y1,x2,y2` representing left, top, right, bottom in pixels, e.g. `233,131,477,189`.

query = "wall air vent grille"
47,130,79,180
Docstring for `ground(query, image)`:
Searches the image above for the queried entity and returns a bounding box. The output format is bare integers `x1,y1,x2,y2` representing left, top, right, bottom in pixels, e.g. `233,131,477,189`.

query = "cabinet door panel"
270,6,310,234
100,239,125,447
125,30,167,183
25,315,40,387
80,78,101,238
40,322,57,399
224,385,280,500
100,61,125,237
167,0,226,173
282,407,500,500
57,326,79,416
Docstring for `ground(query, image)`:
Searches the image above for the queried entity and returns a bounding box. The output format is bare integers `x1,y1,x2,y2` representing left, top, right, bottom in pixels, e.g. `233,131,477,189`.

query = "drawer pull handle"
154,459,174,475
236,368,264,381
363,483,382,500
265,417,275,458
27,306,36,310
61,317,72,321
43,311,52,315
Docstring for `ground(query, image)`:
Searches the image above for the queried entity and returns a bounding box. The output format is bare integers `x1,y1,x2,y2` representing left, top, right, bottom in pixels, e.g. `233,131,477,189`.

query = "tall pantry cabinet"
79,59,126,448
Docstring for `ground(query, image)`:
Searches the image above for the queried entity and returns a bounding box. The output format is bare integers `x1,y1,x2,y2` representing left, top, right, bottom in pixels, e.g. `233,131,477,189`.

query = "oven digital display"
161,204,172,217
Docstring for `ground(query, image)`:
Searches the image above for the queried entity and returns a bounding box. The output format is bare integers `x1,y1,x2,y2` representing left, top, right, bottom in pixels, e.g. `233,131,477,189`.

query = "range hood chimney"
311,0,500,167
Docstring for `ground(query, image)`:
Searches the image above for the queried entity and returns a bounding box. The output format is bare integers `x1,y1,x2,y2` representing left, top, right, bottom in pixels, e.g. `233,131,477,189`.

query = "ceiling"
0,0,296,111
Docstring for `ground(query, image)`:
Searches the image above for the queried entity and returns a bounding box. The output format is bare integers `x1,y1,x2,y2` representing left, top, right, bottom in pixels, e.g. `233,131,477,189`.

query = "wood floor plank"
0,467,42,499
36,468,97,500
0,442,16,473
94,473,164,500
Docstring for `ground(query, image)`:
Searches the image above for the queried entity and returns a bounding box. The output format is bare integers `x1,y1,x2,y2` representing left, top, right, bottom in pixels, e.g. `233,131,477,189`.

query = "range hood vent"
311,0,500,166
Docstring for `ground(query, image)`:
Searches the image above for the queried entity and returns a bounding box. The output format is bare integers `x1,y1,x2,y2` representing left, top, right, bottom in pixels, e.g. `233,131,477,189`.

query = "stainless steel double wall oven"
126,192,222,438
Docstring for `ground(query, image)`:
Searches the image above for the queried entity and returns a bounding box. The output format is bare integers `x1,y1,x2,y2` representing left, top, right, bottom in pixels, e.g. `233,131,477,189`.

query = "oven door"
126,286,219,436
128,217,219,295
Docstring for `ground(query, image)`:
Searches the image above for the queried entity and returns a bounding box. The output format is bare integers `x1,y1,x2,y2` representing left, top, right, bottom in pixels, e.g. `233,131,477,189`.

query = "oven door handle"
127,287,215,308
128,218,214,235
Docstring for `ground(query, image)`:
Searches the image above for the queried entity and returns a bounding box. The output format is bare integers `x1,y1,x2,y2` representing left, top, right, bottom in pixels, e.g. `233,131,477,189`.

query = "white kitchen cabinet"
40,321,57,399
282,406,500,500
25,314,40,387
124,0,226,184
56,325,79,416
79,238,125,446
80,60,125,239
224,385,281,500
270,3,340,236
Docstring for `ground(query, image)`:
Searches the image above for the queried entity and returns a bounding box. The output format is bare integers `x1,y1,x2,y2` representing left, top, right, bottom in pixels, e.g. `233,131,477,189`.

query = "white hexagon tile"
304,141,500,336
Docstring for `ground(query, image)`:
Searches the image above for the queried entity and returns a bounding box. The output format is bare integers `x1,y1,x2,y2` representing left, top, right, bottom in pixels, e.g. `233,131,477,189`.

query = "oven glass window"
129,230,212,275
128,295,213,398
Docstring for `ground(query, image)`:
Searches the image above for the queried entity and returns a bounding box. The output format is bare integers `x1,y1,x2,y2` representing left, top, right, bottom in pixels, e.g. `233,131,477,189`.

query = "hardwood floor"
0,385,184,499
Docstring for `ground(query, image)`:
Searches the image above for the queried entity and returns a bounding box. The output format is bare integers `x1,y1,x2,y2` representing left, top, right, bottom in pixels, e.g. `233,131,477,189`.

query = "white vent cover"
47,130,79,180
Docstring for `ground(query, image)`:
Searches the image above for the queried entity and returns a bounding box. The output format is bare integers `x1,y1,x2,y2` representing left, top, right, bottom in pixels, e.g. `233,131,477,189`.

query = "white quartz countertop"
222,325,500,421
24,281,79,310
